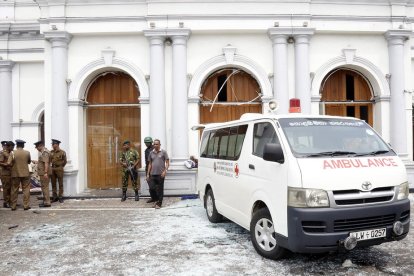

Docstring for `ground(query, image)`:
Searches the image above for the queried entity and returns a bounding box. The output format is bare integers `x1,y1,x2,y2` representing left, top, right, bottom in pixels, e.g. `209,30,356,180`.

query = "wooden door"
321,69,373,126
200,69,262,124
86,72,140,189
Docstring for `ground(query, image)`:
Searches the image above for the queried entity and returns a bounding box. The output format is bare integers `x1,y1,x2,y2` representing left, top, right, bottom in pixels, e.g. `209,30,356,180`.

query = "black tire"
250,208,287,260
205,189,223,223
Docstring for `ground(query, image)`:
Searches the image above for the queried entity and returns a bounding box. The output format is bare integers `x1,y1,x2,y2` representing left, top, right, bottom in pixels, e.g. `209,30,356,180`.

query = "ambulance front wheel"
250,208,287,260
205,189,223,223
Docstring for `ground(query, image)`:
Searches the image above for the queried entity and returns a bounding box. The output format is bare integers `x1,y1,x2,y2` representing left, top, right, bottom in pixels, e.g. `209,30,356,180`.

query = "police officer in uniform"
33,141,51,207
50,139,67,203
119,140,140,202
0,141,12,208
8,139,31,211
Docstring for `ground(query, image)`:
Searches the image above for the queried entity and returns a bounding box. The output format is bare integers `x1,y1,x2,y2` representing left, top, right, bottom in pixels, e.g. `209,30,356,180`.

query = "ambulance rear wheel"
250,208,286,260
205,189,222,223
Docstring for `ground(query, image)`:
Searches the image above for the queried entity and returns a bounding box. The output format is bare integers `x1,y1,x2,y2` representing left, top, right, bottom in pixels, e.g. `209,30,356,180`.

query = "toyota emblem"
361,181,372,191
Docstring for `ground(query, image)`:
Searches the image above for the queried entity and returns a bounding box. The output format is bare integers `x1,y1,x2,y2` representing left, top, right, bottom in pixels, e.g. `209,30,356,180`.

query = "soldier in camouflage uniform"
50,139,67,203
119,140,140,202
0,141,12,208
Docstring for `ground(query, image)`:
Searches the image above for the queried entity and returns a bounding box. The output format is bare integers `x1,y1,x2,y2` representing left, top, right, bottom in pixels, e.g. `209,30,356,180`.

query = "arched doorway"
200,69,262,124
86,72,141,189
321,68,373,126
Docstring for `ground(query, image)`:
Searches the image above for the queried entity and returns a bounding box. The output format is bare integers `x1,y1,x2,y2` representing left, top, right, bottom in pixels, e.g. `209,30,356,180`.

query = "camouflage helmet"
144,136,153,143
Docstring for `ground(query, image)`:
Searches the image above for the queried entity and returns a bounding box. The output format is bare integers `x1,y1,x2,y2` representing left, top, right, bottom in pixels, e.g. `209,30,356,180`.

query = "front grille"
334,214,395,232
302,221,327,233
335,196,393,205
332,186,395,206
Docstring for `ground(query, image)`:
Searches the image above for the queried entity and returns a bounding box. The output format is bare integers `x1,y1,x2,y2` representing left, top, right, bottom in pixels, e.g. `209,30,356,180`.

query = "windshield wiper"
355,150,390,156
304,151,357,157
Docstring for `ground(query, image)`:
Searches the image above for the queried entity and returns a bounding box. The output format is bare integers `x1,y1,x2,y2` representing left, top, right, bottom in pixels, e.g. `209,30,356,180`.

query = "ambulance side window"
200,131,210,157
218,128,230,159
234,125,248,158
206,131,219,158
203,125,248,160
227,127,239,159
253,122,279,158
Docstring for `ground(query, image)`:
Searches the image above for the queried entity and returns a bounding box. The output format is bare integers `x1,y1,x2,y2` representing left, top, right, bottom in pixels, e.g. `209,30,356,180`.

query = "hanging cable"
209,69,240,112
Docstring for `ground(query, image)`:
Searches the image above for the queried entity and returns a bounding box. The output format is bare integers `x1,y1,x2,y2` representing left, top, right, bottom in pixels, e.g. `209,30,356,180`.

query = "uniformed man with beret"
7,139,31,211
33,141,51,207
119,140,140,201
0,141,12,208
50,139,67,203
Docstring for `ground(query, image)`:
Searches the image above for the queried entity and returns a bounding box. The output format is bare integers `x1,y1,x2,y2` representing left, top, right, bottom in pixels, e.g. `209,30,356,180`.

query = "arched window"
200,69,262,124
321,68,373,126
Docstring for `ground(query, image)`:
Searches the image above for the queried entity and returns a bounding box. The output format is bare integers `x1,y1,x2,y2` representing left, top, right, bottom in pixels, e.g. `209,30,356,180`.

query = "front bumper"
284,199,410,253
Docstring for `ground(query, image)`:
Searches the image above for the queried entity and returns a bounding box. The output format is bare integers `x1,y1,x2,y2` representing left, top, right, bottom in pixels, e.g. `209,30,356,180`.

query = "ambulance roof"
201,113,362,130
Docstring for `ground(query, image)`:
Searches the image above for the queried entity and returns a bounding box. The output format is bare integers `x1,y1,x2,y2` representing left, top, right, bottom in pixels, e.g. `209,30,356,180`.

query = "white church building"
1,0,414,195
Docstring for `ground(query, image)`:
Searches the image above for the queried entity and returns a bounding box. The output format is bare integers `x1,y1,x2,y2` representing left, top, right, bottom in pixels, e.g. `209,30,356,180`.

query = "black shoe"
39,203,51,208
121,191,127,202
134,191,139,201
24,207,31,211
58,197,64,203
11,208,16,211
3,202,10,208
146,199,155,203
52,197,59,203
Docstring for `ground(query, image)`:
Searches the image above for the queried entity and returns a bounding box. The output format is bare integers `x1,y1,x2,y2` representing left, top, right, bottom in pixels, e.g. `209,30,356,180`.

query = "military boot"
134,190,139,201
121,191,127,202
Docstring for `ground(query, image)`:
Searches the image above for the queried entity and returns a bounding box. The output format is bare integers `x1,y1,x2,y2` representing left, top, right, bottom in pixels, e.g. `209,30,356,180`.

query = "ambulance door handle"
249,164,255,170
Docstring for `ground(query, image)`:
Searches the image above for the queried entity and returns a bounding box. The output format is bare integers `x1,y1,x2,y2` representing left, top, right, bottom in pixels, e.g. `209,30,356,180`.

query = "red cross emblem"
234,163,239,178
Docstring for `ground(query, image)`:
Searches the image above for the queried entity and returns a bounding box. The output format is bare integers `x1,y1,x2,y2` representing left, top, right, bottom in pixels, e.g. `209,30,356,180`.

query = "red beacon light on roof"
289,98,301,113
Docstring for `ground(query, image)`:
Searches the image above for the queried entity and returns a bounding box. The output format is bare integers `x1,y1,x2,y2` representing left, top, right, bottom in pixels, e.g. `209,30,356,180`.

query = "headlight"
288,187,329,208
397,182,409,200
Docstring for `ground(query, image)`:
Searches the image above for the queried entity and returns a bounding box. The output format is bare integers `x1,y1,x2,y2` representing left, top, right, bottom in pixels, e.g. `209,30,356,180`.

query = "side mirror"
263,143,284,163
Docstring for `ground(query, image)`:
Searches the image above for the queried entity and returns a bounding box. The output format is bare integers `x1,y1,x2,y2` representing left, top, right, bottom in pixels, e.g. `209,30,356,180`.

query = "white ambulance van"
197,112,410,260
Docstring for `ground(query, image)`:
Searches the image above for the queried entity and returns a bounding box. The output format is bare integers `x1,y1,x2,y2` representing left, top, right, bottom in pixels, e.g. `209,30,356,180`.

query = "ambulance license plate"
349,228,386,241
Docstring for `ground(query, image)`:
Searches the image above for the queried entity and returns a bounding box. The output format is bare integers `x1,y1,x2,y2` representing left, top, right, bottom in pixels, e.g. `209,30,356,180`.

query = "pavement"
0,194,413,275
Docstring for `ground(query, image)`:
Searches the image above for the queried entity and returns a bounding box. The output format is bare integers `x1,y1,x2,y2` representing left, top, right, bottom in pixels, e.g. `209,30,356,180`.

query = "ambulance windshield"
278,118,393,158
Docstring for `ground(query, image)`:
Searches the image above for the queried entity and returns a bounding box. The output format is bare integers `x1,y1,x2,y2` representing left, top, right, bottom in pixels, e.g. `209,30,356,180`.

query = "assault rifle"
126,161,138,182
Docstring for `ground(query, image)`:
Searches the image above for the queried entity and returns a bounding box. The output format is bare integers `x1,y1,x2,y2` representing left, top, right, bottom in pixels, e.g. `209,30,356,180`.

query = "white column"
385,30,410,158
144,33,166,145
171,30,191,162
44,31,72,150
294,29,314,114
268,29,289,114
0,59,15,140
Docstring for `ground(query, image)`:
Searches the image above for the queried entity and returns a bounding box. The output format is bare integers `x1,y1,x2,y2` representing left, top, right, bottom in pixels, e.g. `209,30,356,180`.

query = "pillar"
294,29,314,114
385,30,410,158
171,30,191,162
44,31,72,150
0,59,15,140
268,28,289,114
144,32,166,145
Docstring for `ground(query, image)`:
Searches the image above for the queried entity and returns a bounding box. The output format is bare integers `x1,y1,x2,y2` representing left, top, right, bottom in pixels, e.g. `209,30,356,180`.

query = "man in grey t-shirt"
146,139,169,209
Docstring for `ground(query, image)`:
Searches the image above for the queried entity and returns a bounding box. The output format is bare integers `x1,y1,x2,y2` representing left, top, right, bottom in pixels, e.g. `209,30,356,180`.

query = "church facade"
1,0,413,195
